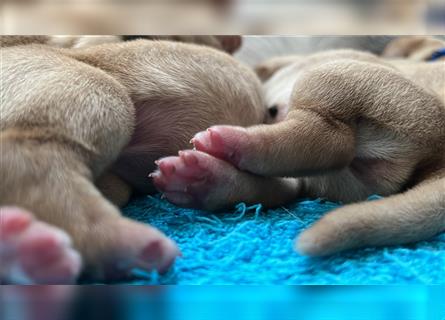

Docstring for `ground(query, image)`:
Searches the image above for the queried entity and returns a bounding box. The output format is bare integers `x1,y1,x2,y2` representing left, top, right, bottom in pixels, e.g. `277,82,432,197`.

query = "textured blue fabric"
110,195,445,284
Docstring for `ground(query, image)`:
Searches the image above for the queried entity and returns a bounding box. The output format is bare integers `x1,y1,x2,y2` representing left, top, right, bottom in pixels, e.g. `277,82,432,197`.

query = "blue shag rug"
104,195,444,284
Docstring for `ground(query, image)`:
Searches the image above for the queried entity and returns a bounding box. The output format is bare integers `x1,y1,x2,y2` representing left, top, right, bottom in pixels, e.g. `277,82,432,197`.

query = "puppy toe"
191,126,250,168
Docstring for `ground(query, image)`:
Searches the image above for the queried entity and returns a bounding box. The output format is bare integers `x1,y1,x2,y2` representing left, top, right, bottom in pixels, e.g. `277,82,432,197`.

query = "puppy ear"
382,36,445,61
255,64,282,82
214,36,242,54
255,55,302,82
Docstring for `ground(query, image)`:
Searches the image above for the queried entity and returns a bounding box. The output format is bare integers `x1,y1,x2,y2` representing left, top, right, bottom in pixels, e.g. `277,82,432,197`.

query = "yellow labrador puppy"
0,37,264,283
153,37,445,256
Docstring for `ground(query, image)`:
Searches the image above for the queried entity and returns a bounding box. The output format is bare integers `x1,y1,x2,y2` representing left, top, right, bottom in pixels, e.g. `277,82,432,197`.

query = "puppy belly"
111,100,218,194
112,84,263,194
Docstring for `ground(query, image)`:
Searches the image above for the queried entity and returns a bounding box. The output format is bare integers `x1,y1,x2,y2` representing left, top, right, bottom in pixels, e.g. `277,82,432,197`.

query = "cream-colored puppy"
153,37,445,256
1,37,264,283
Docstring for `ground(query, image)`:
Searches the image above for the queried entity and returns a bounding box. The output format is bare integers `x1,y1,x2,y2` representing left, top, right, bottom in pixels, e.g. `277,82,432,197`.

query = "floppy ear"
254,55,303,82
382,36,445,61
176,36,241,54
214,36,242,54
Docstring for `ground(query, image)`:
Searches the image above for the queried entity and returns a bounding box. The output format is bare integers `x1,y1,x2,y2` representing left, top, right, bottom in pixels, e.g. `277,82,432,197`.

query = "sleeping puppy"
0,35,242,54
153,36,445,256
0,37,264,283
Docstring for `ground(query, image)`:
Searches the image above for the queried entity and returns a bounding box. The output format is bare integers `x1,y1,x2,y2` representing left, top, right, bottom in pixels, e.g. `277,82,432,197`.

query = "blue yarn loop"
367,194,383,201
108,195,445,285
225,203,263,221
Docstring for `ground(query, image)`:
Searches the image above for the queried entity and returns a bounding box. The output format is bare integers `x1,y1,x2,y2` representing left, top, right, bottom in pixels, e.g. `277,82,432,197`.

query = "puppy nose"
268,105,279,118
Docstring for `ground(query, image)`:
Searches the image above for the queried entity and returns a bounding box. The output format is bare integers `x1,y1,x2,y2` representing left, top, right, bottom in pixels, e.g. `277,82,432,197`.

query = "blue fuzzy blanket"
115,195,445,284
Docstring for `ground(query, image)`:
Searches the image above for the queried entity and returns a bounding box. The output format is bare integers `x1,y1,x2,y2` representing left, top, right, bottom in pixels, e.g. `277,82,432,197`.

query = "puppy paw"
191,126,251,169
100,218,181,279
151,149,237,210
295,207,364,256
295,228,333,257
0,207,82,284
132,231,180,275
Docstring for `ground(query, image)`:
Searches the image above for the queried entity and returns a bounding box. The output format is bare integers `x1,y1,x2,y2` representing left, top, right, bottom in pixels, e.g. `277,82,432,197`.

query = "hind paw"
0,207,82,284
151,150,237,210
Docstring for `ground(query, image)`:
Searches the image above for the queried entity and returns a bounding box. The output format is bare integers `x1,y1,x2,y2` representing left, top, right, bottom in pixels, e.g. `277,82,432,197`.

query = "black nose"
268,105,278,118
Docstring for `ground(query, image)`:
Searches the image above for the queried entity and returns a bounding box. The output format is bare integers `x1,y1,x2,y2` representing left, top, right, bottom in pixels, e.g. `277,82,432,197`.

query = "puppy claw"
179,150,198,166
158,161,176,176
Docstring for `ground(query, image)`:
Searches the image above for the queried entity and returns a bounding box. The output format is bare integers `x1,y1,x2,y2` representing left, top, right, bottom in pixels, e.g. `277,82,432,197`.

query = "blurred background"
235,36,395,66
1,0,444,34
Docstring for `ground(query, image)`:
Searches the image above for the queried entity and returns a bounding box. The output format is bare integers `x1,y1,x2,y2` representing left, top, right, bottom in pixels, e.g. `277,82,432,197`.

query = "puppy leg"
95,172,133,208
2,47,179,280
192,111,355,178
296,176,445,256
1,129,179,280
151,150,300,210
193,59,444,180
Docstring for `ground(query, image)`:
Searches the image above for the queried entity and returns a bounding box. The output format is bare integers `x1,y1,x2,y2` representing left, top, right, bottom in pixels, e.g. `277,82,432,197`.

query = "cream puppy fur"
0,35,242,53
1,37,264,283
153,37,445,256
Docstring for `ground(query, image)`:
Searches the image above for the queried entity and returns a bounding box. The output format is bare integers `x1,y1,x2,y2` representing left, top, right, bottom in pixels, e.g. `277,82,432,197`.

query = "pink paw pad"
191,126,248,167
0,207,82,284
150,150,224,208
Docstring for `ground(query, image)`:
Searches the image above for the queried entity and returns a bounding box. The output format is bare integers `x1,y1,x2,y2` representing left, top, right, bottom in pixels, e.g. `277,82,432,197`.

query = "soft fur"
153,36,445,257
1,36,265,281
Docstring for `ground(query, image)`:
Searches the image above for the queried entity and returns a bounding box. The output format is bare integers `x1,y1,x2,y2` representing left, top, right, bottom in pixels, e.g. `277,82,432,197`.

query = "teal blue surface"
3,286,445,320
117,195,445,284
